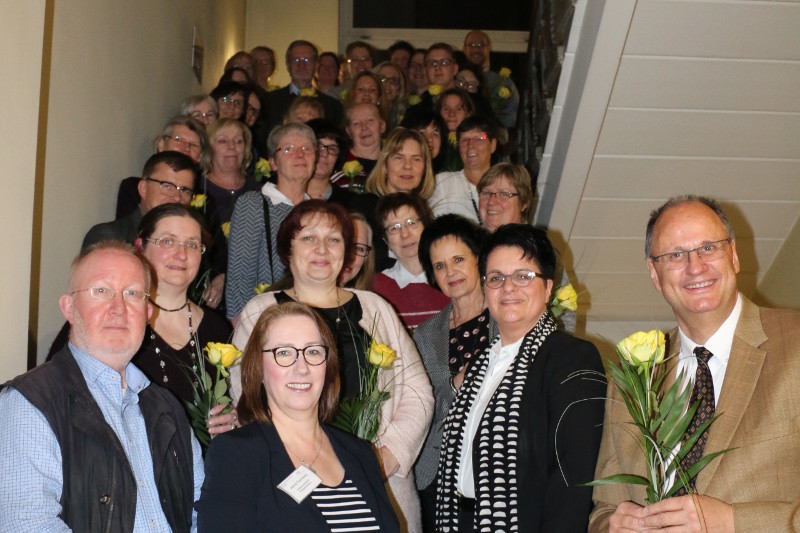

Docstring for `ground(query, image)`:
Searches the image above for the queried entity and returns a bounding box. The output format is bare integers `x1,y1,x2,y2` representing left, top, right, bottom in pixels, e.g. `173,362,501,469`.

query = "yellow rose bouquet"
342,160,364,178
190,194,206,208
587,330,730,503
332,314,396,441
184,340,242,450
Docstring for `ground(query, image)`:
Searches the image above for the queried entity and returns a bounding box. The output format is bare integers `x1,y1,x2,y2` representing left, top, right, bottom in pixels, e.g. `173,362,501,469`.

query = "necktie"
676,346,715,495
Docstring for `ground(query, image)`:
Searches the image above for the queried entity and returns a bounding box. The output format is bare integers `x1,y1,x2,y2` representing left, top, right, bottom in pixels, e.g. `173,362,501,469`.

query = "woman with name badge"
196,302,399,532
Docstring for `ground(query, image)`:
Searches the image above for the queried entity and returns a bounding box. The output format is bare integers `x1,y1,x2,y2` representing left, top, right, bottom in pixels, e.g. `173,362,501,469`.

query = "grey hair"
645,195,735,257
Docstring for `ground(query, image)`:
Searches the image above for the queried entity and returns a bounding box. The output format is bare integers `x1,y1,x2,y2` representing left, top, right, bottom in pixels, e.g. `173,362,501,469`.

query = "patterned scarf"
436,313,557,532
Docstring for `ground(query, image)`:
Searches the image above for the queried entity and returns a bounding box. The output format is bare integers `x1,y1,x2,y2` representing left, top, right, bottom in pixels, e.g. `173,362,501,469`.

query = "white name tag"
278,464,322,503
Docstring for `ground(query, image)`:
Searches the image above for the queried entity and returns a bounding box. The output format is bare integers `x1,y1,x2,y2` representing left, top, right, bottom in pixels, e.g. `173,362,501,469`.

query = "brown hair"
276,200,355,282
344,212,375,290
237,302,340,425
365,128,435,199
477,163,534,223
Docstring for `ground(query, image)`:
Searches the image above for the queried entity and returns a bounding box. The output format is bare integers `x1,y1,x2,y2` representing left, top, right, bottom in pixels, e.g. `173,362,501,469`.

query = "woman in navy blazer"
196,302,399,532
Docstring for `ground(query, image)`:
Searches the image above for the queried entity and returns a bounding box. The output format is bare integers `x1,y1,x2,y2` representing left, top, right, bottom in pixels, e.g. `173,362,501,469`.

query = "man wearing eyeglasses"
0,242,203,531
82,151,198,251
462,30,519,130
590,195,800,532
429,116,498,222
263,40,343,132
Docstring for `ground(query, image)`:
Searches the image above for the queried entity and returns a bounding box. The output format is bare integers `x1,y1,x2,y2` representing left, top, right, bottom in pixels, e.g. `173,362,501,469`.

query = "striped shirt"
310,478,379,532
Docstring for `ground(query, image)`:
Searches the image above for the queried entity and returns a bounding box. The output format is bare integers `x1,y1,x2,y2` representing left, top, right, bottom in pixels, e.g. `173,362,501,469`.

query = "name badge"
278,464,322,503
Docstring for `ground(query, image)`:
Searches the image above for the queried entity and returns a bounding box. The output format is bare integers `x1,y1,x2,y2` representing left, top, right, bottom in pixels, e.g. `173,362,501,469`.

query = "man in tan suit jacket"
589,195,800,532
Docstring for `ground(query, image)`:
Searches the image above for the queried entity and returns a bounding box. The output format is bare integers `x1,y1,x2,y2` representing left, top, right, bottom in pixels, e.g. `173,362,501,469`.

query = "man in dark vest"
0,241,202,532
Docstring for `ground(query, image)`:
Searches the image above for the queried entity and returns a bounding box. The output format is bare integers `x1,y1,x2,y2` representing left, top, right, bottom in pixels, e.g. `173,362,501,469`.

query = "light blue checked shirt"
0,344,203,532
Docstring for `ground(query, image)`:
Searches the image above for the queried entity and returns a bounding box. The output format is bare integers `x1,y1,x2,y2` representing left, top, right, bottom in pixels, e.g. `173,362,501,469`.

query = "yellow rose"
255,157,271,175
498,86,511,99
617,330,666,370
254,283,271,295
221,222,231,238
428,84,443,96
368,340,396,369
190,194,206,208
299,88,317,97
555,283,578,311
408,94,421,106
205,342,242,376
499,67,511,78
342,160,363,178
448,131,457,146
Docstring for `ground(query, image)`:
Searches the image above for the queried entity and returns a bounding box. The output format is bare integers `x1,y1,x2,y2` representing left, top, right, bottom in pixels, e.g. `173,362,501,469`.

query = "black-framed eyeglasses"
263,344,328,367
70,287,149,303
479,190,520,200
385,218,422,236
650,238,732,270
483,269,546,289
220,95,244,108
317,143,341,156
144,178,194,199
354,243,373,257
146,237,206,255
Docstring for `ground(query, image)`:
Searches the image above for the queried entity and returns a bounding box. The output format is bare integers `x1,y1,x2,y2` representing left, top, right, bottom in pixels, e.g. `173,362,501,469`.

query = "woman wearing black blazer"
196,302,399,532
435,224,606,532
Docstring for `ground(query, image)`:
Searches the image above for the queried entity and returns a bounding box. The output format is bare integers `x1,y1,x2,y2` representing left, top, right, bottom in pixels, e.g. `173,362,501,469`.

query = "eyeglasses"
144,178,194,199
380,76,400,87
163,135,201,152
291,57,312,64
277,145,315,156
354,243,373,257
263,344,328,367
317,143,341,156
347,55,371,64
219,96,244,108
385,218,422,236
458,134,488,146
190,110,217,121
650,238,732,270
146,237,206,254
479,190,520,200
467,42,486,49
484,269,546,289
456,80,480,91
70,287,149,303
426,58,453,68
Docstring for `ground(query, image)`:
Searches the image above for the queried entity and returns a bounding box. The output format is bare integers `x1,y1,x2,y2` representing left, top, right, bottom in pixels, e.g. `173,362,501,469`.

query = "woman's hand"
204,273,225,309
208,403,239,435
379,446,400,478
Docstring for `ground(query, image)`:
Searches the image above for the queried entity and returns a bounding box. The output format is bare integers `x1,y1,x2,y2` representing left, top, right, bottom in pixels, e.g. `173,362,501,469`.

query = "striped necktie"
676,346,715,495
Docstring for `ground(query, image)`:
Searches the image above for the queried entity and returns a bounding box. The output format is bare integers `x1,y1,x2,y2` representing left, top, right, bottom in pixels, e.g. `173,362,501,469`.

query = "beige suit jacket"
589,297,800,532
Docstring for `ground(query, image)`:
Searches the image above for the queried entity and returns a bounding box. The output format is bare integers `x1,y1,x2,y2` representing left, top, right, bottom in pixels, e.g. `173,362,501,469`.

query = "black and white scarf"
435,313,557,532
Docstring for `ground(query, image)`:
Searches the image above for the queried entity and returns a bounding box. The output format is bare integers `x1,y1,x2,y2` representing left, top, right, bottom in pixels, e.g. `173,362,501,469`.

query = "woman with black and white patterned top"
196,302,399,532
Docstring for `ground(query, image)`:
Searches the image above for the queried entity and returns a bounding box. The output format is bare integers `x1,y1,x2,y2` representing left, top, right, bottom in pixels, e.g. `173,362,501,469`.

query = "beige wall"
245,0,339,87
755,216,800,310
29,0,246,368
0,1,47,381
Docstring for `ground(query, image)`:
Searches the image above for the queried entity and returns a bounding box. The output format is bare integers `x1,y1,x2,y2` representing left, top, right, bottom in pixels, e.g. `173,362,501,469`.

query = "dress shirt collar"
68,342,150,396
382,261,427,289
677,292,742,369
260,181,308,206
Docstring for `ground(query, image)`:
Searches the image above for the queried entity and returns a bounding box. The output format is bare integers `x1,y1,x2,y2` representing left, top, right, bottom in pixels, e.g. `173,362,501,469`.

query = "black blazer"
265,86,344,131
469,330,607,532
196,421,399,532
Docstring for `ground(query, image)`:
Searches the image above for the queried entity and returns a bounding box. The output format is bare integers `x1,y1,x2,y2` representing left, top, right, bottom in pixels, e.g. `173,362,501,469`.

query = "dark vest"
9,347,195,533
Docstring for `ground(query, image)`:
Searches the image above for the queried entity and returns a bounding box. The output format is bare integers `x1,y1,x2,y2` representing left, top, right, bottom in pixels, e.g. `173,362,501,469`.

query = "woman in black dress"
134,203,236,435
